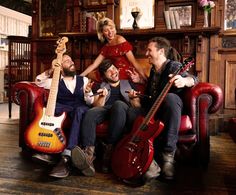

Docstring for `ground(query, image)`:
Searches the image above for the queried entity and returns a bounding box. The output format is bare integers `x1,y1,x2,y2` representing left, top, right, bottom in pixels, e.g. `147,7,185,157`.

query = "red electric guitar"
24,37,69,153
111,57,195,181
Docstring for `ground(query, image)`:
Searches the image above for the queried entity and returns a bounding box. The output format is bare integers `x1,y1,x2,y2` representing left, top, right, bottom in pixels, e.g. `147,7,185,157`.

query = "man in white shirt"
33,54,94,178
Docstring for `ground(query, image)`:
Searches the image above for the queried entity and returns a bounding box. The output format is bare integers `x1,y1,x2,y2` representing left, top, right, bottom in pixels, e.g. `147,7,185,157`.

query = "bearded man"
33,54,94,178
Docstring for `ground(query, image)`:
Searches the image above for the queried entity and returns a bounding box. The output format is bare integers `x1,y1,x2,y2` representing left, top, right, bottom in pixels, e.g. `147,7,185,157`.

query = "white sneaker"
162,152,175,180
143,160,161,182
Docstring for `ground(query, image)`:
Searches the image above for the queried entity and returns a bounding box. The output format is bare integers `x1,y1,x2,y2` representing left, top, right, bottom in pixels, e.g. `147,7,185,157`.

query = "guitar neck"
143,81,173,125
142,67,183,126
45,66,61,116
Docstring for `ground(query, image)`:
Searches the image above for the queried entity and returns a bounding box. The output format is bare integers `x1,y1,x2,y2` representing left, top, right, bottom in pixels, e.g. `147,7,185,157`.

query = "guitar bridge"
37,141,51,148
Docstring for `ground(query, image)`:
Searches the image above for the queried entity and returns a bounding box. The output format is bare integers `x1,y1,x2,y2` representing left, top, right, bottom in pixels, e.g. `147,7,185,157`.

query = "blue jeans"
80,100,130,147
127,93,183,153
55,103,90,151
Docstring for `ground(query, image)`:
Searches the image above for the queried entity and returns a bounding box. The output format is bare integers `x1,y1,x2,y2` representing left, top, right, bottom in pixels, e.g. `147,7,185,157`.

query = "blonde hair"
96,17,116,42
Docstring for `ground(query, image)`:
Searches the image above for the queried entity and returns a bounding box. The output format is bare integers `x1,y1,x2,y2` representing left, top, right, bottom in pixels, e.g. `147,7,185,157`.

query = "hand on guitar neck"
45,37,69,77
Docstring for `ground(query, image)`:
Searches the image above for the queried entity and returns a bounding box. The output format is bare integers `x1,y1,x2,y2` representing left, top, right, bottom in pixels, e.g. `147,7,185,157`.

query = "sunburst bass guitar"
24,37,69,153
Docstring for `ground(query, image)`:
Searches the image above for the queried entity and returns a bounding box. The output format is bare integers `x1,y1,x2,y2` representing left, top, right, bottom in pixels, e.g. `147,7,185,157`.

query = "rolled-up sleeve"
35,72,52,89
83,77,94,105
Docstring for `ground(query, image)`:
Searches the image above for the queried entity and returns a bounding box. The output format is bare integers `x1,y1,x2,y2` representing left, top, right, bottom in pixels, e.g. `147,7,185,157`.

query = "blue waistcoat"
56,76,86,107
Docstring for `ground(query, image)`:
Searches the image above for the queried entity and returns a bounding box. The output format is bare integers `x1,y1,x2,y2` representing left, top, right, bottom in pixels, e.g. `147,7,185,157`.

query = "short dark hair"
99,59,113,77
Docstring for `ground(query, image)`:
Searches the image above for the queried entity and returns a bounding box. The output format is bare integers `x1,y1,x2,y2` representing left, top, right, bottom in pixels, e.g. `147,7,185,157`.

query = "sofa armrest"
12,81,48,148
13,81,47,106
184,82,223,113
182,82,223,133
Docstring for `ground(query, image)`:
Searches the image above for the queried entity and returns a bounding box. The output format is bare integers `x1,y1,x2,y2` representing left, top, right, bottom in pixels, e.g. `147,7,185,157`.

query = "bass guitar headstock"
54,37,68,67
55,36,68,56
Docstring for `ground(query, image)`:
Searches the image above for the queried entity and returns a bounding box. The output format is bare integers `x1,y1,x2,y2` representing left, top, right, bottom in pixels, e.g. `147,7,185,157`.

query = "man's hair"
149,37,182,62
99,59,113,77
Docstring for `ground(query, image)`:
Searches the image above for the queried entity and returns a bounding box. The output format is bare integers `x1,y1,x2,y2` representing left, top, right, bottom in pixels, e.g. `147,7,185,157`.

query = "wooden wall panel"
225,60,236,109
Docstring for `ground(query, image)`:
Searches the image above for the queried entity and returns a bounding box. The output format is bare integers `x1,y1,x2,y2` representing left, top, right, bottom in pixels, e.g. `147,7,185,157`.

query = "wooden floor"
0,103,236,195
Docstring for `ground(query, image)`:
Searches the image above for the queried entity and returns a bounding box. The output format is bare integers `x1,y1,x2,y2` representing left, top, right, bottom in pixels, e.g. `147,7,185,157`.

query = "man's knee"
164,93,183,109
83,108,99,121
112,100,128,111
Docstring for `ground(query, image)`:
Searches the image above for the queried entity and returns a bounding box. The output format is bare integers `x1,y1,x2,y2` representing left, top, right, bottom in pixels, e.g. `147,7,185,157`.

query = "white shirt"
35,72,94,105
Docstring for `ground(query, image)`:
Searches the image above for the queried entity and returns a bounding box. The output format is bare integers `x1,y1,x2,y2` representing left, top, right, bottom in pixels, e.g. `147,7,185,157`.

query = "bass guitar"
24,37,69,153
111,57,195,180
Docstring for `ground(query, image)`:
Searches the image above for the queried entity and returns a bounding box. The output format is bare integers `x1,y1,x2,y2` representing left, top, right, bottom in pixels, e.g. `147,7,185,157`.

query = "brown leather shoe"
72,146,95,176
49,156,70,178
32,153,56,164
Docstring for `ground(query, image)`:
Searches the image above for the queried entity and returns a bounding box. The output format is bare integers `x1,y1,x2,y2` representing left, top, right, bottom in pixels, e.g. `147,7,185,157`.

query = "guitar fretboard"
45,65,61,116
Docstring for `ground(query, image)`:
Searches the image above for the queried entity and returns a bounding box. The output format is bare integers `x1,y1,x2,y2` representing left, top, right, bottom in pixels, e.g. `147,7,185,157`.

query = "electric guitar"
111,57,195,180
24,37,69,153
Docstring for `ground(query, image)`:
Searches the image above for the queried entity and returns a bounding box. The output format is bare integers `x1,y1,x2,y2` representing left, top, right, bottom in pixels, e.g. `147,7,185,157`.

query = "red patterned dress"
100,41,134,80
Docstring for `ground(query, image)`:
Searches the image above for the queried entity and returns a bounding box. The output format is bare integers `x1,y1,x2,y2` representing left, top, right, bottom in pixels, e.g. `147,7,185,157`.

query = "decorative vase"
203,10,209,28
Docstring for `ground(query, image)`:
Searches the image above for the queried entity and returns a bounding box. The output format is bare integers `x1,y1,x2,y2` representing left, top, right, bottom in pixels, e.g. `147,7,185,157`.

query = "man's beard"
63,67,76,77
104,77,119,84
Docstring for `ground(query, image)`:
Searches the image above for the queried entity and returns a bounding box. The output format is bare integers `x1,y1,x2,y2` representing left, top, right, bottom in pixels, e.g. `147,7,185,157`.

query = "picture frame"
119,0,155,29
169,5,192,27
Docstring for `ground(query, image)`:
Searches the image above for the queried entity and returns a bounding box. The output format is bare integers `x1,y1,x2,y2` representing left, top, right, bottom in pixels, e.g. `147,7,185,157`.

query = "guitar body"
24,98,67,153
111,115,164,180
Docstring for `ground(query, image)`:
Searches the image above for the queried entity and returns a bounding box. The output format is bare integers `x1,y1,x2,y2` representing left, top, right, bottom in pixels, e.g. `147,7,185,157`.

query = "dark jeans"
127,93,183,153
55,103,90,150
80,100,129,147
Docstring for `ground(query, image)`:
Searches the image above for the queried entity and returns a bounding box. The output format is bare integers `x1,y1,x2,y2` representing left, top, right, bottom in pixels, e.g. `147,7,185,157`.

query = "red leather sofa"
12,81,223,167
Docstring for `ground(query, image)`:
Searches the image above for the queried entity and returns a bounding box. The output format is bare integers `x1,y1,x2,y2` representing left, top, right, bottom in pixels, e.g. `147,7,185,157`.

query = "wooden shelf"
59,27,221,40
218,48,236,54
219,30,236,37
82,5,107,12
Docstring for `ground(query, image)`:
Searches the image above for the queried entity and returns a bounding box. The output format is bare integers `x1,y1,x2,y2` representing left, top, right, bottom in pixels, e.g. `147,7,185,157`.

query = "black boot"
102,143,113,173
49,155,70,178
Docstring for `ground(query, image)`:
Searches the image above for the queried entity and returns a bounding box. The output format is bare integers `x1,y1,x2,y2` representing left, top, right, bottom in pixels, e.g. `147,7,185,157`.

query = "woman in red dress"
80,17,146,81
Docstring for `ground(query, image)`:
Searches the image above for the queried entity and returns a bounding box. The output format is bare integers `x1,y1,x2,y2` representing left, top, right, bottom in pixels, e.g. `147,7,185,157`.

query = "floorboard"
0,103,236,194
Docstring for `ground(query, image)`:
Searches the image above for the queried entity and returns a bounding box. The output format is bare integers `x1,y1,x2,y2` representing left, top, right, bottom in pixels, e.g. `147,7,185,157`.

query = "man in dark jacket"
128,37,198,180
